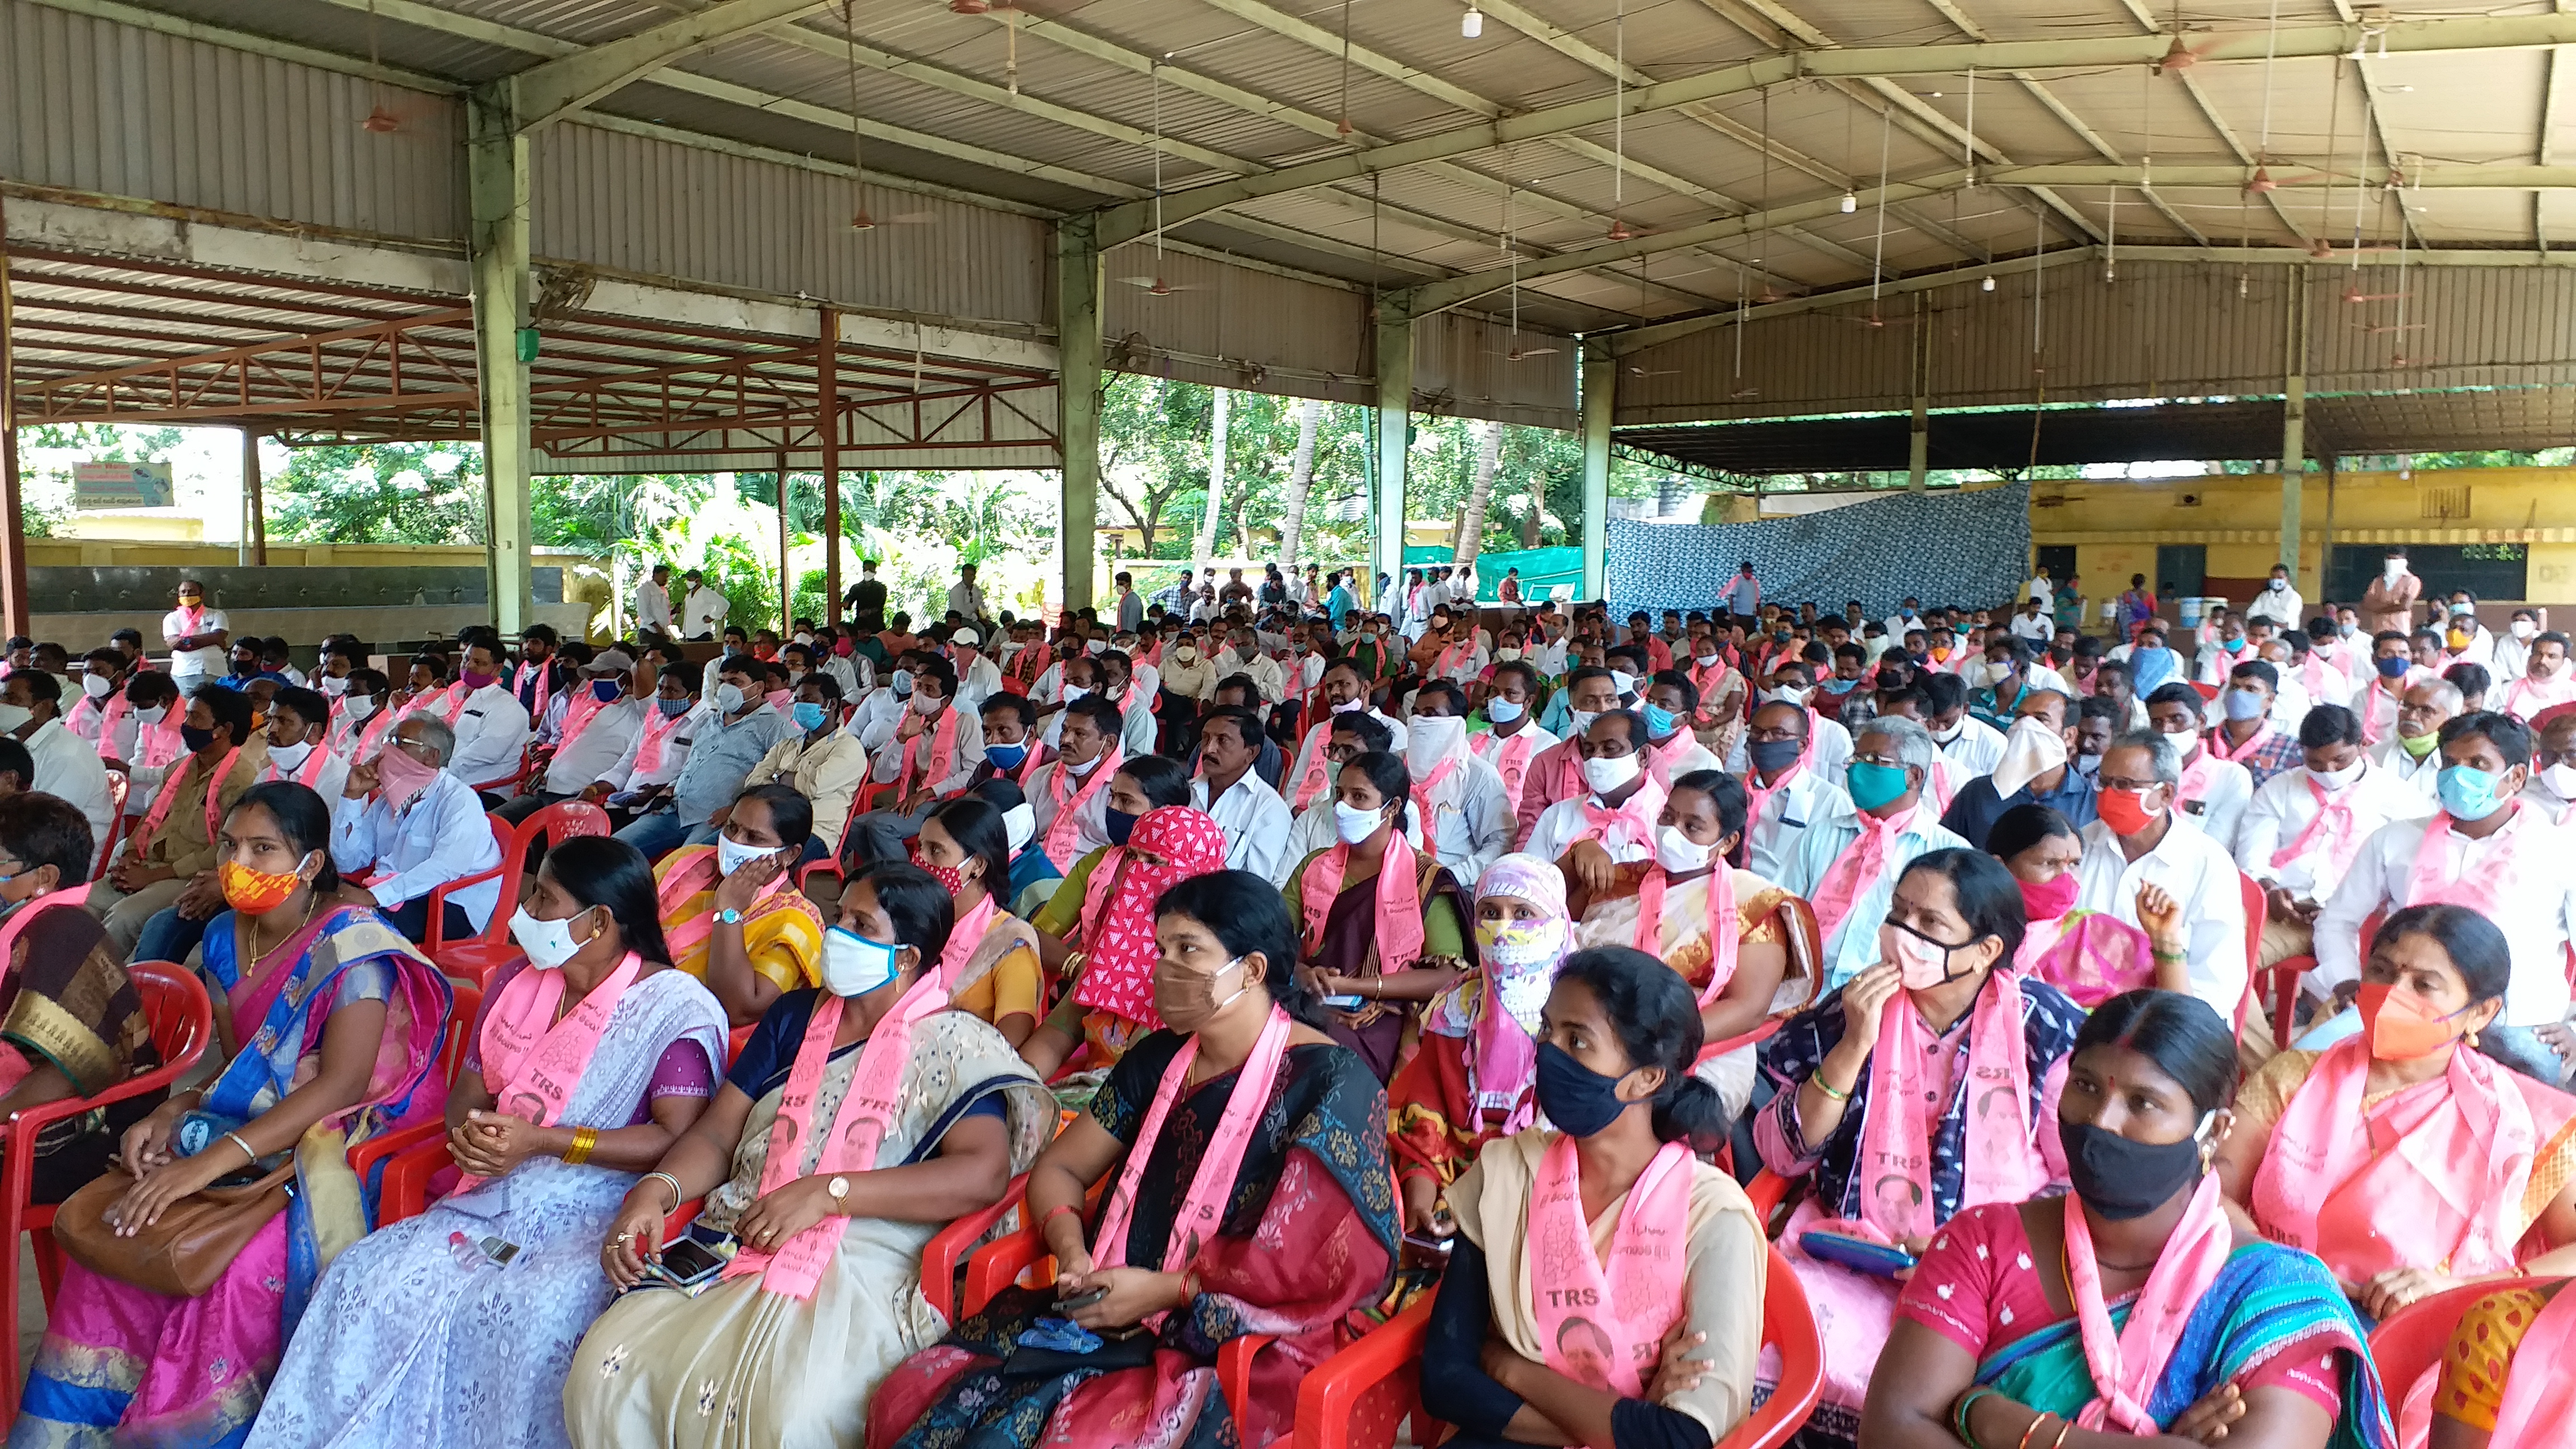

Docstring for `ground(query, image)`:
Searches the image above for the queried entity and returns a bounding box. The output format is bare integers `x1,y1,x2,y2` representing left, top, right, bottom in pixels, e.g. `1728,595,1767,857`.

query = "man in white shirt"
1471,659,1556,823
2494,609,2545,683
2303,711,2575,1082
2495,630,2576,722
1216,625,1288,706
2528,712,2576,824
1920,671,2007,776
1190,707,1294,886
1525,709,1668,878
946,627,1005,716
2236,703,2430,981
64,649,126,747
1093,651,1161,759
633,564,676,638
680,569,730,640
423,638,533,792
2007,597,2056,645
1722,665,1856,779
947,562,988,623
160,580,230,693
2371,675,2460,807
1404,683,1513,888
1778,714,1969,987
330,714,504,944
2073,729,2248,1020
2,671,112,855
495,650,646,823
1282,659,1410,815
2244,564,2304,631
1736,699,1852,882
2144,683,2253,848
1029,696,1125,870
591,662,700,812
251,685,350,805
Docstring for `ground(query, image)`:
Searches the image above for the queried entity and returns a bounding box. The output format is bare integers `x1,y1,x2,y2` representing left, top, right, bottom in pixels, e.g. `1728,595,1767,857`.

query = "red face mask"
2356,982,2471,1062
2017,872,2081,923
906,839,966,896
2095,785,2161,836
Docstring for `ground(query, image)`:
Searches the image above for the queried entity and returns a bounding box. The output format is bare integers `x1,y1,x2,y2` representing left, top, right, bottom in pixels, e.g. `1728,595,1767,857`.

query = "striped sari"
654,845,823,997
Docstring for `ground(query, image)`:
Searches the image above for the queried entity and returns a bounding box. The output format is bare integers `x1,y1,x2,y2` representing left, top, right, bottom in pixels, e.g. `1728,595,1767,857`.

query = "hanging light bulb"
1840,191,1858,214
1461,5,1483,36
1981,276,1996,292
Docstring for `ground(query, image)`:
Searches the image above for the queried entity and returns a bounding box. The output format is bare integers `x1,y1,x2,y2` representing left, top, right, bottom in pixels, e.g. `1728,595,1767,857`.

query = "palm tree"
1277,396,1323,571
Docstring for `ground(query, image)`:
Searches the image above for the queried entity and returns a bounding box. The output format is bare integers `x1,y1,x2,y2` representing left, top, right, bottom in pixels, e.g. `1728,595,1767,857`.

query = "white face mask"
507,905,596,970
1976,661,2012,687
1767,685,1806,705
2308,758,2365,792
1568,709,1600,739
1405,715,1467,774
80,674,112,700
1496,647,1522,662
2546,762,2576,801
820,926,902,997
2267,578,2288,593
713,683,747,714
1486,697,1525,725
1696,652,1721,669
0,704,32,734
1608,670,1637,698
2512,621,2539,641
267,739,313,773
1001,802,1037,853
1332,800,1386,845
1059,685,1090,705
1929,719,1965,744
2384,561,2407,582
1653,825,1715,873
1581,751,1642,795
714,832,775,878
318,675,349,697
344,697,378,723
910,692,941,716
1330,697,1365,715
136,703,167,726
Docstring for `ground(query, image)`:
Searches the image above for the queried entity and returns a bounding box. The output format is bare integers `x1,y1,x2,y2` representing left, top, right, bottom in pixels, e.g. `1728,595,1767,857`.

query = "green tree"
267,442,484,543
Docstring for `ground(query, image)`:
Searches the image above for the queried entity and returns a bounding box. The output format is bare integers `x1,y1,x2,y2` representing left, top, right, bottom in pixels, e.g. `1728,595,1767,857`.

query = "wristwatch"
717,907,744,926
827,1176,849,1207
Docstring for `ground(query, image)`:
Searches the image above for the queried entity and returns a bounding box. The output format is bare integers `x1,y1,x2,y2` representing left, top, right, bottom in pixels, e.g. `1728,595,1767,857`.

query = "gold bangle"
564,1126,600,1166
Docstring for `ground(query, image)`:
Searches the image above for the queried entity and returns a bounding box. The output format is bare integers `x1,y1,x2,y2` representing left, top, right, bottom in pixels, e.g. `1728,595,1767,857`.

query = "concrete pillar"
1055,216,1102,617
1907,300,1931,491
0,243,25,639
818,307,842,623
242,430,268,566
775,451,793,634
2280,265,2309,591
468,90,534,637
1373,301,1412,595
1580,341,1613,601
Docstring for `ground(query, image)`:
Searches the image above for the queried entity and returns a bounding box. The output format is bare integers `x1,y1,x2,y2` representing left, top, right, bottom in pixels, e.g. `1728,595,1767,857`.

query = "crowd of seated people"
0,558,2566,1449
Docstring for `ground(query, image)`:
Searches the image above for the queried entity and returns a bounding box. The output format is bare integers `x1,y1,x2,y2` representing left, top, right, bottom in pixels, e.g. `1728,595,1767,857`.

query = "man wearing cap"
494,648,647,826
947,625,1004,714
680,569,731,640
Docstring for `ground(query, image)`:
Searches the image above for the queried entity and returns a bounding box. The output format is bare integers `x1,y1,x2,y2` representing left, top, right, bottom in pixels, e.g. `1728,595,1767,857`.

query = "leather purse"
52,1162,297,1298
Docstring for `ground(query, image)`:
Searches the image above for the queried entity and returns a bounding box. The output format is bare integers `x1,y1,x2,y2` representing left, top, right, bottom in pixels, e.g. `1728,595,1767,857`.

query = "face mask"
2546,762,2576,800
2018,872,2081,922
1154,951,1252,1034
81,674,112,700
1568,709,1600,739
1086,641,1107,655
1767,685,1806,706
2356,981,2474,1062
777,700,822,734
0,704,30,735
268,738,313,774
793,632,813,646
1881,917,1977,990
2223,688,2267,722
1496,647,1523,662
907,843,967,894
508,905,597,970
1174,646,1197,663
2512,620,2539,641
1533,1041,1633,1138
2097,785,2162,836
1001,803,1036,853
707,682,745,716
1928,719,1964,745
1653,825,1715,873
889,669,915,698
181,722,217,752
1846,759,1911,812
1486,697,1525,724
2073,752,2103,779
1640,703,1679,738
910,692,941,716
2339,622,2358,638
2448,629,2473,650
820,926,902,998
2451,601,2475,617
651,695,693,721
1741,737,1802,777
2220,637,2247,655
230,657,258,678
1695,652,1721,670
1581,751,1641,795
2059,1115,2214,1221
2437,764,2509,822
219,854,311,915
986,740,1030,773
1475,915,1568,967
1105,807,1139,846
2377,655,2412,680
2384,561,2407,582
2296,759,2362,795
1608,670,1637,698
1332,801,1386,845
1058,684,1092,707
714,831,776,878
2265,577,2288,593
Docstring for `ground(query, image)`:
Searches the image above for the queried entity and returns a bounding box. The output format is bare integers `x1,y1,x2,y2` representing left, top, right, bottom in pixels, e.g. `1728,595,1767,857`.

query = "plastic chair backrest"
470,800,613,948
2367,1280,2491,1422
441,984,484,1087
1726,1244,1825,1449
129,960,214,1080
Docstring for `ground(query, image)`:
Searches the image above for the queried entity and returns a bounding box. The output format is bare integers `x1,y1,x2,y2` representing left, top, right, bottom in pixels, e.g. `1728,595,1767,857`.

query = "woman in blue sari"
14,782,450,1449
1859,989,2394,1449
245,836,727,1449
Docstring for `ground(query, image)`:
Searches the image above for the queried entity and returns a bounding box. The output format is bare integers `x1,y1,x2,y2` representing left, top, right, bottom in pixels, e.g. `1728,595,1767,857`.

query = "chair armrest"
922,1173,1028,1324
1216,1333,1276,1429
667,1199,703,1234
2265,954,2319,1051
1745,1168,1801,1221
425,865,509,951
380,1133,452,1224
963,1219,1052,1319
1292,1296,1435,1449
794,858,843,892
347,1117,446,1194
2,1033,208,1148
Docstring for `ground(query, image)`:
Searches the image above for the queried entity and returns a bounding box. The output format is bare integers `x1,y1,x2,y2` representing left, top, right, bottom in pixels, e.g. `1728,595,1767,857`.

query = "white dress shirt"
161,606,230,686
682,586,730,639
634,579,675,635
1780,796,1972,988
1218,650,1289,704
2245,583,2304,629
2173,750,2255,851
951,654,1005,716
541,697,645,796
1934,717,2007,776
23,719,113,860
1742,768,1852,883
598,705,697,793
2234,759,2431,905
254,741,351,807
1412,755,1513,889
2315,805,2576,1026
1194,771,1294,886
948,580,987,620
2493,632,2534,684
866,704,987,798
444,681,533,787
2073,815,2248,1020
330,770,504,929
1525,782,1668,877
2009,613,2056,643
2370,736,2445,808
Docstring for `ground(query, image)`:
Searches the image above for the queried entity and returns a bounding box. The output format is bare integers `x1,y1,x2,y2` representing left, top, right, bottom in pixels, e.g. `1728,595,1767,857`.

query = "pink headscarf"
1424,853,1569,1130
1069,806,1230,1031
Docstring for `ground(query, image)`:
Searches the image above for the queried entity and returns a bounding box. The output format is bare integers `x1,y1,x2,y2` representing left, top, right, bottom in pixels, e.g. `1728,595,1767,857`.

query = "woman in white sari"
249,837,729,1449
563,860,1055,1449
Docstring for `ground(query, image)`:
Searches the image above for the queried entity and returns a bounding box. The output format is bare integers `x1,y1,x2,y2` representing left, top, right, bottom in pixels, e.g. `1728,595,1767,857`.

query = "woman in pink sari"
15,782,449,1447
2215,903,2576,1325
1987,803,2189,1007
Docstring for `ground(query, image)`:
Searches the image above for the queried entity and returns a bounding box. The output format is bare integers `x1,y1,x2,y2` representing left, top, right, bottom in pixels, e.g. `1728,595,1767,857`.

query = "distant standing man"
2360,547,2422,638
633,563,675,638
846,558,888,624
1725,561,1761,624
162,580,230,694
681,569,730,640
1115,571,1144,633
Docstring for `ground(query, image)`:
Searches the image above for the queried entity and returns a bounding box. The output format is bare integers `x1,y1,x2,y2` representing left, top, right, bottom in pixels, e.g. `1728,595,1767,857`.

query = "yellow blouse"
2438,1283,2562,1431
950,941,1044,1029
663,889,824,995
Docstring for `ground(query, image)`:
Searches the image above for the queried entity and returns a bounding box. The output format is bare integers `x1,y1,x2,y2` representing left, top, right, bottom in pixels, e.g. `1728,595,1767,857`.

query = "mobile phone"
1798,1230,1917,1279
1322,993,1366,1010
1055,1284,1110,1311
1400,1232,1455,1256
649,1237,729,1288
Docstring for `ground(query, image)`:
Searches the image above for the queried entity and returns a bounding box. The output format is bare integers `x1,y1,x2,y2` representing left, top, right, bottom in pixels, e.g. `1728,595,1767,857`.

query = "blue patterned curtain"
1606,482,2032,617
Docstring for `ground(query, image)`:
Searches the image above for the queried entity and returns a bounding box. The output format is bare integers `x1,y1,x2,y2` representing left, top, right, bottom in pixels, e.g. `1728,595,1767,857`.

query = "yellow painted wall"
2032,467,2576,603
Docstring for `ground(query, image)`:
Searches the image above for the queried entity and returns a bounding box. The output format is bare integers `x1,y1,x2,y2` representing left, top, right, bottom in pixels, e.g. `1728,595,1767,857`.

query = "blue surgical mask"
1846,759,1912,812
2223,688,2267,722
790,700,826,732
2222,637,2246,653
591,680,621,703
656,696,692,719
1641,702,1678,738
2437,764,2511,822
891,669,915,698
986,741,1027,771
1486,697,1524,724
1104,807,1139,846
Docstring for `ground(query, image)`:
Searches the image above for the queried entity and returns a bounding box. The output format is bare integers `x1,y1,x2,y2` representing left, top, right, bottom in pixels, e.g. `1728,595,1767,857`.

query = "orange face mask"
2356,981,2470,1062
219,857,305,915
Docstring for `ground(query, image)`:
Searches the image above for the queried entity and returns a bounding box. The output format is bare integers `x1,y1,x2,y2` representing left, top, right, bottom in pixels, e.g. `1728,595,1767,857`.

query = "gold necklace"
245,894,320,963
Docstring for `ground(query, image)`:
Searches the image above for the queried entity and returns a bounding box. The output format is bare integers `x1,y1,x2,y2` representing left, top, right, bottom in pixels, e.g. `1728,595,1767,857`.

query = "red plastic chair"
2366,1280,2492,1427
2234,872,2266,1044
355,983,485,1226
0,960,214,1420
797,794,870,896
920,1172,1029,1324
2264,910,2381,1053
469,747,533,797
92,771,130,878
1289,1244,1822,1449
427,801,613,984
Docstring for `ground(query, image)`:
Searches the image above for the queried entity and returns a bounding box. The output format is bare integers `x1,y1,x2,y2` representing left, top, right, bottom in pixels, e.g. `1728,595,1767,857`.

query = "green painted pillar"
1373,299,1412,601
1056,214,1102,618
1580,341,1613,601
467,89,533,637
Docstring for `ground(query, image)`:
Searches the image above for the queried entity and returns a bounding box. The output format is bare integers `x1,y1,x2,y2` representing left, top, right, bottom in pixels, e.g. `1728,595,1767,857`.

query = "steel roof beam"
1098,10,2576,249
502,0,834,129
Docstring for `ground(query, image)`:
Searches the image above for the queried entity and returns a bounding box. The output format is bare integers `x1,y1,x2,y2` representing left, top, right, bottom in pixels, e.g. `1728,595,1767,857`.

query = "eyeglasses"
2096,775,2163,793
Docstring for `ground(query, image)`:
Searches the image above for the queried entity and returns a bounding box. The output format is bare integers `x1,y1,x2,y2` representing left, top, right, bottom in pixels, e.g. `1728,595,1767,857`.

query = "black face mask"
2058,1117,2208,1220
1533,1042,1633,1138
1747,737,1804,775
180,723,217,753
230,657,258,678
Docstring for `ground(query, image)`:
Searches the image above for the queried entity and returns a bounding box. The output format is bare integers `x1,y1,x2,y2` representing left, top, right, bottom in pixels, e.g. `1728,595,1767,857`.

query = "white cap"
952,627,981,647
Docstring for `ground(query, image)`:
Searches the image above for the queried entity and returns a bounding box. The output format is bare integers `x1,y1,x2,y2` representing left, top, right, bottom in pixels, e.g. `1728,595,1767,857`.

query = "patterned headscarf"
1069,806,1231,1030
1426,853,1571,1130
